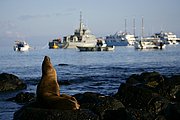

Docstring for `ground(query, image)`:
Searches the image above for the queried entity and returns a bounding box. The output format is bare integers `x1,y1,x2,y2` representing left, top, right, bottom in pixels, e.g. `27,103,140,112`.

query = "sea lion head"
42,56,56,76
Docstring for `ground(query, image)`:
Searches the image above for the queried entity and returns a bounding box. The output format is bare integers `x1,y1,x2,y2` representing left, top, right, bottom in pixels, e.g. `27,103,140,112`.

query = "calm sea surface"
0,45,180,119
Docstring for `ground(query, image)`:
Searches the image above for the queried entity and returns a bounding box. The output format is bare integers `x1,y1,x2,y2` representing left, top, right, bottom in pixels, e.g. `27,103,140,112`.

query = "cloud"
0,30,26,47
4,30,25,39
18,8,77,21
0,21,16,30
18,14,51,21
0,21,25,40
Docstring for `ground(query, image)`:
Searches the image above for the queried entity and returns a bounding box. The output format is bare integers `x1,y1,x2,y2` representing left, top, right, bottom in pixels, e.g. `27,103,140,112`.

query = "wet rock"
126,71,163,84
115,83,158,109
170,85,180,101
126,74,144,85
13,93,101,120
168,75,180,102
0,73,27,92
13,71,180,120
7,92,35,104
125,72,169,98
164,102,180,120
140,71,163,82
126,108,156,120
74,92,104,110
147,96,169,114
14,104,99,120
58,63,69,66
103,110,127,120
115,71,180,120
74,92,127,120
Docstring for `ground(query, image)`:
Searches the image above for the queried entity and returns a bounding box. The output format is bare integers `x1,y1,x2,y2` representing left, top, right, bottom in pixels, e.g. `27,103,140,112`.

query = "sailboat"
134,17,165,49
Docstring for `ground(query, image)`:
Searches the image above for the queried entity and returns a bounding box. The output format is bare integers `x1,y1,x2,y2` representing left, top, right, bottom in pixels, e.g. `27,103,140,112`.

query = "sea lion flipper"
61,94,77,102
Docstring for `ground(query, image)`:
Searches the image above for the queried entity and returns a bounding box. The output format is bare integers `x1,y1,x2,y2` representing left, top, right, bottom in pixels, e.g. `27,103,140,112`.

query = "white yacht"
105,19,136,46
63,12,97,48
134,17,165,49
134,37,164,49
105,32,136,46
154,31,179,45
13,41,30,51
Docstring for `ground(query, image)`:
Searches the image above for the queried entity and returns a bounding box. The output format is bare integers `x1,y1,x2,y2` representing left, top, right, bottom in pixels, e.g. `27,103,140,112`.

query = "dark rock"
147,96,169,114
170,85,180,101
140,71,163,82
155,115,166,120
58,63,69,66
126,74,143,85
117,72,176,102
170,75,180,85
74,92,104,110
74,92,127,120
164,102,180,120
126,108,156,120
0,73,27,92
7,92,35,104
13,71,180,120
126,71,163,85
115,83,159,109
103,109,128,120
115,72,180,120
14,103,99,120
168,75,180,102
125,72,169,98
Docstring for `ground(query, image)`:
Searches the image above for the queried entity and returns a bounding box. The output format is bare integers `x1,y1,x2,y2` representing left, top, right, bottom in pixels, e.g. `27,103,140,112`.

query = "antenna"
80,11,83,31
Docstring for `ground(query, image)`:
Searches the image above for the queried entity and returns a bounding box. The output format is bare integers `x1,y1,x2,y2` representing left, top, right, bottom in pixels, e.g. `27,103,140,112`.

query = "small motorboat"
13,41,30,52
48,38,69,49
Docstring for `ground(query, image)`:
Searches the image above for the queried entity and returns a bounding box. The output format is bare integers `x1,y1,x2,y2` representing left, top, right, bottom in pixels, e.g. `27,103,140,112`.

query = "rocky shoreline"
0,72,179,120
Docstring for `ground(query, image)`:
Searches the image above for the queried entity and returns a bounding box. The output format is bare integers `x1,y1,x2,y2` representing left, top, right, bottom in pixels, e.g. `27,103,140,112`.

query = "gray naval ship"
63,12,97,48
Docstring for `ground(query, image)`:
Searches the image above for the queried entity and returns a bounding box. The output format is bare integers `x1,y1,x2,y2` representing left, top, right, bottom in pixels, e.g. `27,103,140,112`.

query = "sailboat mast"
141,17,144,38
125,19,127,33
80,11,83,31
133,18,136,36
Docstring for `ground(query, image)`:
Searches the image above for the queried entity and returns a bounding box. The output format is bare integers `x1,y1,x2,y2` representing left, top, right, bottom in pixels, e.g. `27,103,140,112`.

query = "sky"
0,0,180,47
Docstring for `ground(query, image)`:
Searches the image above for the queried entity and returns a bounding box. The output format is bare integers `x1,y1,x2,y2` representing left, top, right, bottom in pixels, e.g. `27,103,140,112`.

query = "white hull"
105,32,136,46
134,37,165,49
67,42,96,48
14,46,30,51
76,45,115,51
134,42,159,49
14,41,30,52
154,31,180,45
76,41,115,51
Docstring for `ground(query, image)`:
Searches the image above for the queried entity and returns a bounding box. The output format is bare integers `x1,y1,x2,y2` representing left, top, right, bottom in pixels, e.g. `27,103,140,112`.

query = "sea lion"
36,56,80,110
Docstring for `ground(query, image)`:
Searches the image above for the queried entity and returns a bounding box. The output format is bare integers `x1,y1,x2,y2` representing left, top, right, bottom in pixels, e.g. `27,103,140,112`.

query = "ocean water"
0,45,180,119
